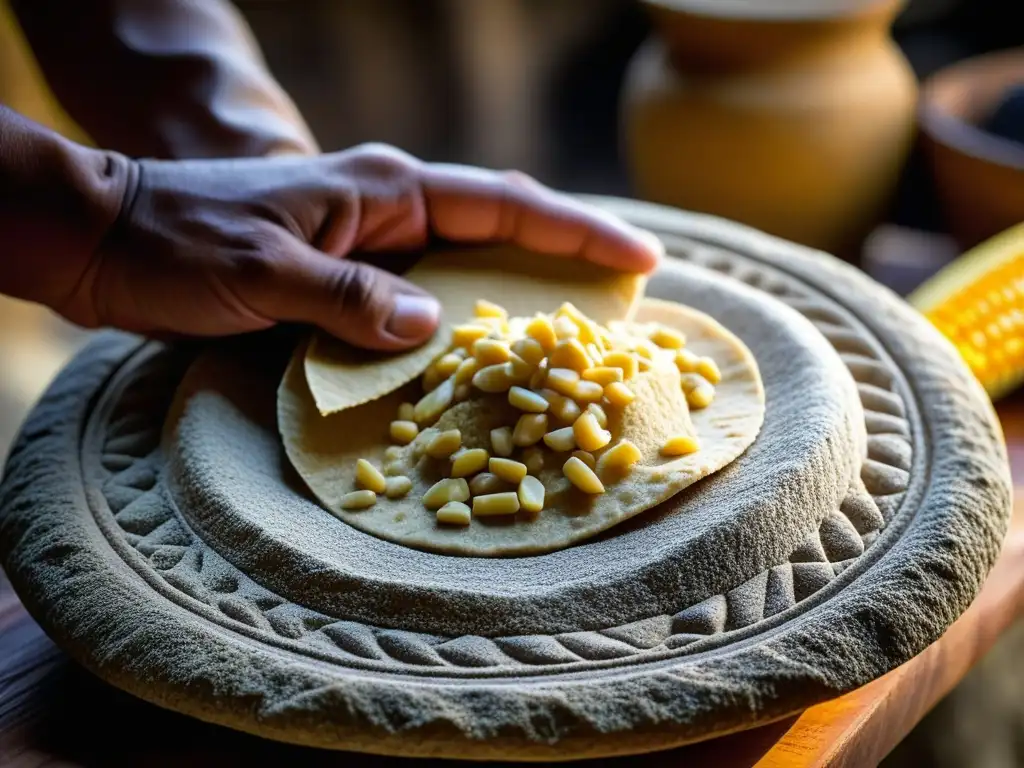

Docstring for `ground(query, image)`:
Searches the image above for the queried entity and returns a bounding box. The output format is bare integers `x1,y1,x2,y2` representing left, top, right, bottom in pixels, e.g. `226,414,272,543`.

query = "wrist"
72,145,139,258
0,106,137,310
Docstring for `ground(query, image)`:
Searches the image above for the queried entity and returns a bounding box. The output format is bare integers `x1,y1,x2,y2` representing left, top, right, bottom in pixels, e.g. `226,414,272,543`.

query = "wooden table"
3,399,1023,768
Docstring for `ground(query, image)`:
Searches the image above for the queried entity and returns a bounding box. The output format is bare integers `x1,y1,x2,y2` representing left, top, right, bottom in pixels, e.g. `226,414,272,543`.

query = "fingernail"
387,294,440,340
637,229,665,262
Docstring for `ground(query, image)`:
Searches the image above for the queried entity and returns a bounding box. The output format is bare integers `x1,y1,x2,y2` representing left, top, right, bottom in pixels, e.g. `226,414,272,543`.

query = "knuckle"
328,262,381,314
225,229,287,286
346,142,419,178
356,142,413,163
501,169,542,191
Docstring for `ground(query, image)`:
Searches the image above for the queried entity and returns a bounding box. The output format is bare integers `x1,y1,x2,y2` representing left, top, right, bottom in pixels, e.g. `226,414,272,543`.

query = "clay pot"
622,0,918,261
919,48,1024,250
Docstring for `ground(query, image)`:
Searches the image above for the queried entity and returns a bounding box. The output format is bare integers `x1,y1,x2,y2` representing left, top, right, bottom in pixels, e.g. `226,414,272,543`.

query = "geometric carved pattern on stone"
93,246,912,671
687,248,913,524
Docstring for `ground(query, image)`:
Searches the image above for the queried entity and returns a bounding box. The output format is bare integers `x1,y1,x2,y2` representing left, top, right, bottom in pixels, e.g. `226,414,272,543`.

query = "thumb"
253,244,440,351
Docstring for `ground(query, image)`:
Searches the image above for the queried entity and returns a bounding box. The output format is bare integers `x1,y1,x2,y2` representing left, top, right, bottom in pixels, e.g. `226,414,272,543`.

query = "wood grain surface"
2,398,1023,767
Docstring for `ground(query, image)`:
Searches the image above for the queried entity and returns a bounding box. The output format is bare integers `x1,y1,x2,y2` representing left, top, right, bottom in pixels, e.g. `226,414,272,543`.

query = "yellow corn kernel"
543,426,576,452
649,326,687,349
513,413,548,447
680,373,702,393
454,356,482,386
571,450,596,470
696,356,722,385
538,387,564,407
551,396,582,424
476,315,510,336
355,458,387,494
571,379,604,403
490,426,514,457
547,367,580,397
452,324,491,349
469,472,508,496
472,491,521,517
518,475,545,514
563,456,605,494
596,440,642,478
508,386,549,413
528,360,548,389
340,490,377,510
636,355,652,372
558,304,599,343
472,363,513,393
390,420,419,444
554,315,580,340
573,411,611,452
549,338,592,372
451,448,489,477
675,348,700,374
536,386,567,410
662,434,700,456
489,457,527,484
410,427,437,456
426,429,462,459
576,320,599,345
421,365,445,393
585,341,604,363
582,366,624,386
384,445,403,462
422,478,470,509
526,315,558,352
454,383,471,402
556,301,585,321
472,338,511,366
436,500,472,526
474,299,508,320
435,352,464,377
602,351,638,379
414,376,455,425
687,382,716,410
603,381,636,408
511,337,545,366
587,403,608,428
521,446,545,475
397,402,416,421
634,340,657,359
385,475,413,499
506,353,535,383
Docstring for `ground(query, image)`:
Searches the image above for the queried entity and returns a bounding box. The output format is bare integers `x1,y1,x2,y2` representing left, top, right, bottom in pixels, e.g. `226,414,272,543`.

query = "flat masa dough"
304,246,646,415
279,298,765,556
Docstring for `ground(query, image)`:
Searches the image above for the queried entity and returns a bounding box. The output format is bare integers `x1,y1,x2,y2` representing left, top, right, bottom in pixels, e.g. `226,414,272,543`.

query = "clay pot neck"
643,0,903,74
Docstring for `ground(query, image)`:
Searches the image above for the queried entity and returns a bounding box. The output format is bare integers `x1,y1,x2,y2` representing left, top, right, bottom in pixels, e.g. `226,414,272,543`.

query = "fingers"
419,163,663,273
244,241,440,351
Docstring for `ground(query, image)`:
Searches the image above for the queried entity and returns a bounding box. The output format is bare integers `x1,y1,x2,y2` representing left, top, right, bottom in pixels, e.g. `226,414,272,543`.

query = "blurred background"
0,1,1022,764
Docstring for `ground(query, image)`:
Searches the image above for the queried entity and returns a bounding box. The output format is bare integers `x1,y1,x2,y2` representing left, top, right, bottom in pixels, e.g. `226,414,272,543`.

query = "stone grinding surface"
168,261,859,636
0,200,1011,760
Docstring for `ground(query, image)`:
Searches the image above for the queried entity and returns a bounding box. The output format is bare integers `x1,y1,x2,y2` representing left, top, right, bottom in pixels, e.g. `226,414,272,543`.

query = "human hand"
63,144,662,350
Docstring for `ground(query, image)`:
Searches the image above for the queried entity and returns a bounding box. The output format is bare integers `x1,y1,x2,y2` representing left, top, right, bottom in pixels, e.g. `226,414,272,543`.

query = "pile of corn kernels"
338,301,722,525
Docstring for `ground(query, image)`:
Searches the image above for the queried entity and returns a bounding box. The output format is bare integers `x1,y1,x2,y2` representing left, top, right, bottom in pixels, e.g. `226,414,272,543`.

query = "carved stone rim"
163,259,867,636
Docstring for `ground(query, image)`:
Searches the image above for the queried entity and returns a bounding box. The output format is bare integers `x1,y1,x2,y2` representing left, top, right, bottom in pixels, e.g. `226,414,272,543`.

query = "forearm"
11,0,318,160
0,106,130,309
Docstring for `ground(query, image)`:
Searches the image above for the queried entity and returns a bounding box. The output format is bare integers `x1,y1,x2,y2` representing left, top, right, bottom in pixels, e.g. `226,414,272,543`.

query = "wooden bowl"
919,48,1024,249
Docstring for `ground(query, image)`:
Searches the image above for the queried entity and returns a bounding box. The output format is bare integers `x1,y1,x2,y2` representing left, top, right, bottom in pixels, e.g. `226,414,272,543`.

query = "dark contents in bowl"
982,84,1024,146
